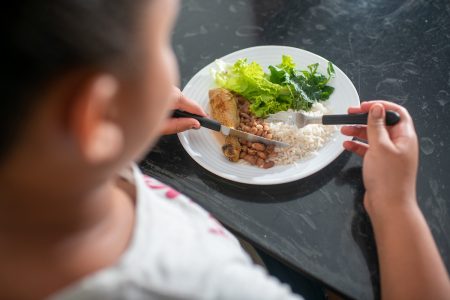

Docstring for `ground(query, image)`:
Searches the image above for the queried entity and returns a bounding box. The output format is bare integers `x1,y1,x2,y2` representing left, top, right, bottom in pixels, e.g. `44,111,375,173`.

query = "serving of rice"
269,103,337,165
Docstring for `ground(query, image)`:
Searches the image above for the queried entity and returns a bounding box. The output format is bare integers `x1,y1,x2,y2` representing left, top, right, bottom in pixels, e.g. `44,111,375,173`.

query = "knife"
172,110,289,148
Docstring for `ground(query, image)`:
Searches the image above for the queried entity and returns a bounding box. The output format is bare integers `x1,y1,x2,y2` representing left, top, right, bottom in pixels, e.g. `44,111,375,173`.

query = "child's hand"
161,87,207,135
341,101,419,218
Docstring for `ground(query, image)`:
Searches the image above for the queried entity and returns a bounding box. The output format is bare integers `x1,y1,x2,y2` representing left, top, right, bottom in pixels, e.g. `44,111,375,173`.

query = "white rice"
269,103,337,165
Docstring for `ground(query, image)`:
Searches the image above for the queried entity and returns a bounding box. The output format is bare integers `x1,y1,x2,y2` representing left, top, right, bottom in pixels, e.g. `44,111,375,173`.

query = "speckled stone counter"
140,1,450,299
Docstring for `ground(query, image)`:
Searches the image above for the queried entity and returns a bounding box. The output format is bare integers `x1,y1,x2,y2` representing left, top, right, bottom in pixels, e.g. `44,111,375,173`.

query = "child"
0,1,448,299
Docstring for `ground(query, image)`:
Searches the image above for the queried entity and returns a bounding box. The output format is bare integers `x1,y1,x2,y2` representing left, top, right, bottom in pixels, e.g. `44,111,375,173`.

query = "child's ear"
69,74,124,165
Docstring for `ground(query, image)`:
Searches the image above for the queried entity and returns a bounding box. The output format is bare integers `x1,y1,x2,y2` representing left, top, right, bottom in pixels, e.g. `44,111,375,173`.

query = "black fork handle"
322,110,400,126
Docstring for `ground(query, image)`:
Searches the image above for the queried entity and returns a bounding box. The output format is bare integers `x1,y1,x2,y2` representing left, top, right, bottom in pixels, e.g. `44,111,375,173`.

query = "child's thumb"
367,104,390,147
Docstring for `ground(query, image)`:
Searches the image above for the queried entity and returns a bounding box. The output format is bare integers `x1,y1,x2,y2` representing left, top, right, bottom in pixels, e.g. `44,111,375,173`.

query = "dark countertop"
140,1,450,299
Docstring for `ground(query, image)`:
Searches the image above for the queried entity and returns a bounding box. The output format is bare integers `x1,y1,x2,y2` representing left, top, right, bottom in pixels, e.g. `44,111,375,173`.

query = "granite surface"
140,0,450,299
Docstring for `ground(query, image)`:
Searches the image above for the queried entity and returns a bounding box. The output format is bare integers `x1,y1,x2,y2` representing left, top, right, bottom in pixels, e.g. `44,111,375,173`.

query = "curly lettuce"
212,55,335,117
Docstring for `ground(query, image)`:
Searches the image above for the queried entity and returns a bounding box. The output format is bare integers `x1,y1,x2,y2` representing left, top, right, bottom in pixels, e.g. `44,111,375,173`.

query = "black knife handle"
322,110,400,126
172,109,221,132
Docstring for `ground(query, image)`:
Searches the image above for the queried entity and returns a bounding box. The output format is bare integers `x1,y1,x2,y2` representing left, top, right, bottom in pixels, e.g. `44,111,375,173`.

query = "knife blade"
172,110,289,148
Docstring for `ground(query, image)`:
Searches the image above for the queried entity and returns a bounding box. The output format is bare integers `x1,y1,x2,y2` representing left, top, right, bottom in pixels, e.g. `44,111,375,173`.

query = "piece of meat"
209,88,240,128
221,136,241,162
209,88,241,162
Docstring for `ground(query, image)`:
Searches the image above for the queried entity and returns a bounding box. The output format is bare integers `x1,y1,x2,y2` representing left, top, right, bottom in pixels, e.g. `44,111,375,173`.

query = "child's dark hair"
0,1,146,161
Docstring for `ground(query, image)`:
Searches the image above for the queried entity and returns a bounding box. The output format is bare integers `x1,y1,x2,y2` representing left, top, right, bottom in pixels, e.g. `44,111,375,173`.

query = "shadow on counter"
335,166,380,299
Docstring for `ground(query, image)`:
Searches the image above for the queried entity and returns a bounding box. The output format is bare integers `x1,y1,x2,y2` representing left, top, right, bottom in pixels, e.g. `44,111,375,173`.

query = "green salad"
212,55,335,117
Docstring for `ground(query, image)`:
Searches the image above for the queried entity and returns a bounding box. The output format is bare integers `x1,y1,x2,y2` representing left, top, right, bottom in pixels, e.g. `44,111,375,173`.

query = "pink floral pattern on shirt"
143,175,180,199
142,174,228,238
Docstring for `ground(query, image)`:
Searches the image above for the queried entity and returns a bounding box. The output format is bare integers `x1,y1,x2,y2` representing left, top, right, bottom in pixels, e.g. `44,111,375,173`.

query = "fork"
266,110,400,128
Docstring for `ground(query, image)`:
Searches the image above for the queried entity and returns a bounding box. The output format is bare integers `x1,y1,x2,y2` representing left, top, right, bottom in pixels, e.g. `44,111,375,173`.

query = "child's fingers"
347,106,364,114
161,118,200,135
341,125,368,140
176,94,207,117
360,101,410,120
360,100,416,143
366,104,393,149
355,100,411,126
343,140,368,157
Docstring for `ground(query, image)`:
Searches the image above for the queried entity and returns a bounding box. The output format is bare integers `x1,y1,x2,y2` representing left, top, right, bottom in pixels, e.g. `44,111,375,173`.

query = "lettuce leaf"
212,55,335,117
213,58,290,117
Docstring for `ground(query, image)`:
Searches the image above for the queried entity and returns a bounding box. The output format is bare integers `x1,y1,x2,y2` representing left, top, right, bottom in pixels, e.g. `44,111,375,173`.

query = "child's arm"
342,101,450,300
160,86,207,135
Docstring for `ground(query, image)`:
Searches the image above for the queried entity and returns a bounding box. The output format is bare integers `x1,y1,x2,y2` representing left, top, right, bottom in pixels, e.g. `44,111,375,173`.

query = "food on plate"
235,94,276,169
212,55,335,117
209,88,240,127
270,103,337,165
208,88,276,168
221,136,241,162
209,88,241,162
209,55,337,168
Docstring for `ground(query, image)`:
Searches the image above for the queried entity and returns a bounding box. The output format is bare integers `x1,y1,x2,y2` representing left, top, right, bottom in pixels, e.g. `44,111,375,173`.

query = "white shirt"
50,165,302,300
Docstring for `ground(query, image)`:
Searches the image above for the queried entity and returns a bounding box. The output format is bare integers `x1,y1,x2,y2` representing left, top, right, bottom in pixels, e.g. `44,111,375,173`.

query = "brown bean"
256,129,263,136
269,152,278,158
256,158,265,167
266,144,275,152
250,127,258,135
243,154,257,165
240,112,250,119
242,125,251,132
263,161,275,169
251,143,266,151
257,152,267,159
266,134,273,139
263,124,270,131
256,124,263,130
247,149,257,155
239,151,246,159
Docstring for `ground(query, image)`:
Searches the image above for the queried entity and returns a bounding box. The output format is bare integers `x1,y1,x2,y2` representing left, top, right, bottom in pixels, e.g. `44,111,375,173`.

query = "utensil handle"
322,110,400,126
172,109,221,132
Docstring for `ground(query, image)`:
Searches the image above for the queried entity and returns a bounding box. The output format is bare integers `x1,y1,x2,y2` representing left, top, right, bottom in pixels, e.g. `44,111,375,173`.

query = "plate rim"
178,45,359,185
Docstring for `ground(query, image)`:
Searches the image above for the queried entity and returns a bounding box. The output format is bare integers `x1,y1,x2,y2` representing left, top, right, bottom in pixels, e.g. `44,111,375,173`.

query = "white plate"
178,45,359,185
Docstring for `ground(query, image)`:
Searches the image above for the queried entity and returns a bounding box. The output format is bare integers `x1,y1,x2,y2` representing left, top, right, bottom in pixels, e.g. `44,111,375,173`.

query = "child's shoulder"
51,171,257,300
